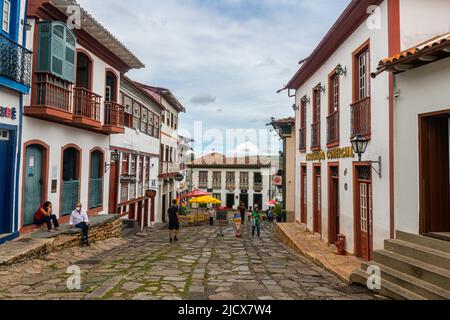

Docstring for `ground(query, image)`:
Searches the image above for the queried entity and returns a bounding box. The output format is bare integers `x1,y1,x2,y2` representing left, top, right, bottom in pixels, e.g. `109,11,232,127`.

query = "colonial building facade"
188,153,272,211
18,0,144,233
0,0,32,243
283,0,450,261
137,84,186,223
107,75,163,229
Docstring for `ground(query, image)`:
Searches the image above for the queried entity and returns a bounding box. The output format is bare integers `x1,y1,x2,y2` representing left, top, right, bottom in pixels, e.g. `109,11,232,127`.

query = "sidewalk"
274,223,363,284
0,215,121,267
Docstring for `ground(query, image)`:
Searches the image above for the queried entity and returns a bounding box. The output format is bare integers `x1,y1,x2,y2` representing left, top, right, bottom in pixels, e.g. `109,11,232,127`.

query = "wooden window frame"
327,69,340,148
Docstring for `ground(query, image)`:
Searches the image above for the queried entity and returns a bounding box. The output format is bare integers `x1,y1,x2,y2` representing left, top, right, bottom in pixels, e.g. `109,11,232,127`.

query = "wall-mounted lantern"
292,103,299,111
301,95,310,104
315,83,326,94
351,134,382,178
336,64,347,77
105,149,120,173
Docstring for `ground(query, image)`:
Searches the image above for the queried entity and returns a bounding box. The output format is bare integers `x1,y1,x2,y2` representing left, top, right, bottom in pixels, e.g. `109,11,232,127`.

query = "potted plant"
273,203,283,222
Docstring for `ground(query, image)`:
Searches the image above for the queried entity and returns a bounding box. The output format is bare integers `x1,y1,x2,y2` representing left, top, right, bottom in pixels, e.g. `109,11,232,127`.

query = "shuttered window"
2,0,10,33
37,21,76,83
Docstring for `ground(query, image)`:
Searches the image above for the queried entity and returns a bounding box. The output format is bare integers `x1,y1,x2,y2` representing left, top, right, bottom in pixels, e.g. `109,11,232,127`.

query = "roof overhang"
30,0,145,72
374,33,450,77
136,83,186,113
285,0,383,91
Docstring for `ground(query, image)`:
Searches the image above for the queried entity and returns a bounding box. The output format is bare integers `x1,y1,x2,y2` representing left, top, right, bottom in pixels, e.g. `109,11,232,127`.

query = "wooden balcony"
160,162,181,177
240,181,249,190
212,181,222,189
73,87,102,128
226,180,236,190
327,110,340,147
311,121,321,150
199,181,208,189
253,182,263,192
103,101,125,134
25,72,73,122
299,127,306,152
351,97,371,138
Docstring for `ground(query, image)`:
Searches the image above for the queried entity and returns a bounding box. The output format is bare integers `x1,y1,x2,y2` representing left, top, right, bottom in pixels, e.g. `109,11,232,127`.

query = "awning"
374,33,450,77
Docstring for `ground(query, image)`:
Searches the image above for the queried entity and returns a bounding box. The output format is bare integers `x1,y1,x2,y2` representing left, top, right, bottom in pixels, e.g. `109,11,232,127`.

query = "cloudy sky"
78,0,350,155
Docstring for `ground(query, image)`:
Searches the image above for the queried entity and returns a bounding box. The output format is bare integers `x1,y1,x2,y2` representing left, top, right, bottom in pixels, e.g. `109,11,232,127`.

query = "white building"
107,75,163,229
0,0,31,243
188,153,273,211
178,135,194,197
137,84,186,223
282,0,450,261
18,0,144,233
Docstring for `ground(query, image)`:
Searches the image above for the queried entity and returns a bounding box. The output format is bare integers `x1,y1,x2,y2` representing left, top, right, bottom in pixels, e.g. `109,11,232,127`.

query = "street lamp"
105,149,120,173
351,135,382,178
336,64,347,77
292,103,299,112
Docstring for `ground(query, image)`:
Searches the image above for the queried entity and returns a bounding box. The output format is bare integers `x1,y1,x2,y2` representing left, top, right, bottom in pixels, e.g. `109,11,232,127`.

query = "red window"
330,74,339,113
131,155,137,175
301,100,307,129
313,89,321,123
121,154,129,174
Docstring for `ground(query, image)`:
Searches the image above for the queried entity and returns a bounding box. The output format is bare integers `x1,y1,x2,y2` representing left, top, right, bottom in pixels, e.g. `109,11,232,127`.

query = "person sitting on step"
34,201,60,232
69,203,90,247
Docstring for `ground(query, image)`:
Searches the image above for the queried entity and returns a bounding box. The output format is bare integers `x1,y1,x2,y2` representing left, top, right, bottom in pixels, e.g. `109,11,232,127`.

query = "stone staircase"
351,231,450,300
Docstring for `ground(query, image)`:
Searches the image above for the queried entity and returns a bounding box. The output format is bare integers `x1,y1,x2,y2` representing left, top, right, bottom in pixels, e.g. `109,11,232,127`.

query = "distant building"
187,153,274,210
270,117,296,222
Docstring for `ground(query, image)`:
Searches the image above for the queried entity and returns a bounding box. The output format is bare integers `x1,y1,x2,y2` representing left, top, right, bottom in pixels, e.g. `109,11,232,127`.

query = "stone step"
361,262,450,300
385,239,450,270
0,238,54,266
396,230,450,254
350,268,426,300
372,250,450,291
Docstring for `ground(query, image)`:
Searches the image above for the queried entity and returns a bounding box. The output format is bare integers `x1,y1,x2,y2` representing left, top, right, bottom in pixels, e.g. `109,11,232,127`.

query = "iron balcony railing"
0,33,32,87
351,97,371,138
327,110,340,146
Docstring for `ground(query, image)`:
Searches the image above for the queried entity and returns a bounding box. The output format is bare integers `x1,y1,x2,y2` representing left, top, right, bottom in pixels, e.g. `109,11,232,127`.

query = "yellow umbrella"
189,196,221,225
189,196,221,205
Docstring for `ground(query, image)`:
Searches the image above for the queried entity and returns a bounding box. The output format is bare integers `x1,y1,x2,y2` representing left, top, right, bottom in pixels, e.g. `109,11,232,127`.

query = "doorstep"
274,223,363,284
0,215,120,267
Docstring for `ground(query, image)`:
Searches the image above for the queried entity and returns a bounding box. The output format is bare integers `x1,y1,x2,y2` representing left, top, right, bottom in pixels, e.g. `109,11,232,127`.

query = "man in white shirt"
70,203,90,246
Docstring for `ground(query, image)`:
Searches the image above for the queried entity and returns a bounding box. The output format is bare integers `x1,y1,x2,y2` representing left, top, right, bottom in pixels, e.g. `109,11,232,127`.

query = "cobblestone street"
0,223,378,300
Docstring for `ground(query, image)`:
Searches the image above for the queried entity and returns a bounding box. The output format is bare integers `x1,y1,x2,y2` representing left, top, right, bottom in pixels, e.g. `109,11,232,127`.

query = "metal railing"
351,97,371,138
104,101,125,127
73,87,101,121
327,110,339,145
160,162,181,175
34,72,72,111
0,33,32,87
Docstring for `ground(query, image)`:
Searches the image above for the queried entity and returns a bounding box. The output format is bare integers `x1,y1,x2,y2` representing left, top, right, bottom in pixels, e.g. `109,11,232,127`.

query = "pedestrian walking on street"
252,206,262,238
34,201,60,232
69,203,90,246
168,199,180,243
208,206,216,226
239,202,246,224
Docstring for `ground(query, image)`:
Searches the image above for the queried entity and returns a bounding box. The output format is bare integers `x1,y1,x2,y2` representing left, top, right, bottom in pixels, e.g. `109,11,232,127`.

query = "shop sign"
307,147,355,162
0,106,17,120
273,176,283,186
120,174,137,183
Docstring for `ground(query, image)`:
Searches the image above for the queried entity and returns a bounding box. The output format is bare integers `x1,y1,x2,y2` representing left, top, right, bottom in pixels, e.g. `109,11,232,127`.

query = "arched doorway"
61,146,81,216
89,149,104,210
23,143,48,226
76,51,92,90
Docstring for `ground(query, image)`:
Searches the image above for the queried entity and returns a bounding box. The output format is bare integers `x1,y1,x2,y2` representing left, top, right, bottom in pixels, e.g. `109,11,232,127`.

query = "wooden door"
24,145,44,225
301,165,307,224
420,116,450,234
313,165,322,235
328,165,340,245
108,159,119,214
356,166,373,261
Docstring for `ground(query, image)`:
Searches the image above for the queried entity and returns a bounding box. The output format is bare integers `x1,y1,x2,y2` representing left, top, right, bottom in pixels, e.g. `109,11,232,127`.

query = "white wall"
399,0,450,50
294,1,391,253
394,57,450,234
18,118,111,226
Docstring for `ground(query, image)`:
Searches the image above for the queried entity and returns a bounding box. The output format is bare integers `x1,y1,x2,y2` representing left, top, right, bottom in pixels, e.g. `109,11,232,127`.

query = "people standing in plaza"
208,206,216,226
69,203,90,246
239,202,246,224
252,206,262,238
34,201,60,232
168,199,180,243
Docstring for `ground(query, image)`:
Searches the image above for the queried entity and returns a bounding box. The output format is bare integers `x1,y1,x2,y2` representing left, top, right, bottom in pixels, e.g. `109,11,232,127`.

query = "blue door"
61,147,80,215
89,150,103,209
24,145,44,226
0,129,14,234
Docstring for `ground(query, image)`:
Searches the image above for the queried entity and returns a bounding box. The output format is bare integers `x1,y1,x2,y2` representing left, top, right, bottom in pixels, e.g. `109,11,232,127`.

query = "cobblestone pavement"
0,223,379,300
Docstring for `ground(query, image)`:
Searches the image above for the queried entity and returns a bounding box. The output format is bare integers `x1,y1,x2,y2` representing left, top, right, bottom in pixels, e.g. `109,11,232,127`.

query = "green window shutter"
37,21,77,83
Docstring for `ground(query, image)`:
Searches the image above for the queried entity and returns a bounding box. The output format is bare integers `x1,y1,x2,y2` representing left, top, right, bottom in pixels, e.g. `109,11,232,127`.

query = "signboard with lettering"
273,175,283,186
306,147,355,162
0,106,17,120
